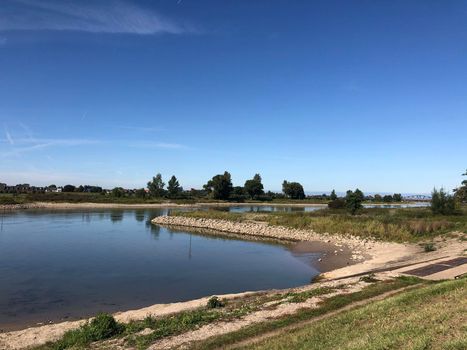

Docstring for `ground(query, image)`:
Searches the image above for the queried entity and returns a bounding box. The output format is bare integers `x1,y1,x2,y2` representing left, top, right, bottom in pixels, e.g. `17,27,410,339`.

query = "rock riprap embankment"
151,215,368,261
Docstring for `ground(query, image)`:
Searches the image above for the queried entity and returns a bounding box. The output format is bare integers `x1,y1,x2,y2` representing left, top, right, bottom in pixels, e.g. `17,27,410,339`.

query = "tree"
230,186,247,202
345,189,364,215
354,188,364,202
111,187,125,198
135,188,146,198
383,194,393,203
244,174,264,199
282,180,305,199
330,189,337,201
62,184,75,192
374,194,382,202
431,188,457,215
167,175,182,198
147,173,166,198
454,169,467,203
393,193,402,202
204,171,233,200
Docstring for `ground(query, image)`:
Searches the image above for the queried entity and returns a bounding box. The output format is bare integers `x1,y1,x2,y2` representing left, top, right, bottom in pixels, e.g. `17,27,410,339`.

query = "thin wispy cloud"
0,0,196,35
0,137,100,157
4,129,14,145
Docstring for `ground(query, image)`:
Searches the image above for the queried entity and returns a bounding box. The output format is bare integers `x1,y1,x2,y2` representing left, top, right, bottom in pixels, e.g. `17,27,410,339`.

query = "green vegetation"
282,180,305,199
345,188,364,215
34,277,426,350
174,206,467,242
167,175,182,198
359,273,380,283
431,187,458,215
240,278,467,350
147,173,166,198
282,287,336,303
207,296,225,309
244,174,264,200
424,242,437,252
190,276,425,350
36,313,124,350
203,171,234,200
454,169,467,203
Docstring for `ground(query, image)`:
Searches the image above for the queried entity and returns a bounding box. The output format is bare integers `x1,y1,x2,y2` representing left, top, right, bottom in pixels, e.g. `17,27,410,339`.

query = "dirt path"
221,285,421,350
142,274,399,350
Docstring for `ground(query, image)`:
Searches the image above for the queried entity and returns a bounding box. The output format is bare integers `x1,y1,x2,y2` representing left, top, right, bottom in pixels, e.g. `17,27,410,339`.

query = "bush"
54,313,123,349
431,188,457,215
88,313,121,340
424,243,437,252
328,199,346,209
207,296,225,309
359,273,379,283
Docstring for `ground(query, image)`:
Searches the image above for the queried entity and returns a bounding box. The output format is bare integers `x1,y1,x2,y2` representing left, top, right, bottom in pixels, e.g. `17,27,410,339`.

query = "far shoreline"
0,200,426,211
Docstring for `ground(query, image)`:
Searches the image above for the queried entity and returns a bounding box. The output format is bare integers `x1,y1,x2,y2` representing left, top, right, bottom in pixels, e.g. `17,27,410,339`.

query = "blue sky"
0,0,466,194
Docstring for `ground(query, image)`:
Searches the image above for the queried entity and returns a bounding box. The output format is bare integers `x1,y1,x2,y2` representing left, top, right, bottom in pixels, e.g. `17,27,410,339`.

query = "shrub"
424,243,437,252
55,313,123,349
359,273,379,283
207,296,225,309
431,188,457,215
345,189,364,215
328,199,346,209
88,313,121,340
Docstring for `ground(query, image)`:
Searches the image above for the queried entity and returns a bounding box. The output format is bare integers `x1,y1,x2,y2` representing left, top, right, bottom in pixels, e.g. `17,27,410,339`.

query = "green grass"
241,278,467,350
175,207,467,242
33,295,260,350
35,313,125,350
282,286,336,303
189,276,425,350
0,194,26,205
32,277,425,350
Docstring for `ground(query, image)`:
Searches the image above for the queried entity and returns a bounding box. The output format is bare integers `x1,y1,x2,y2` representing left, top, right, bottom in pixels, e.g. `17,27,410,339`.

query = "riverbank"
0,274,423,350
152,215,417,279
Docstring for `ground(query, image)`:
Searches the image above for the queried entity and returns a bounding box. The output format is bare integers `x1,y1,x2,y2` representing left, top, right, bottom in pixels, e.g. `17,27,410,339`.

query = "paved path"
396,256,467,280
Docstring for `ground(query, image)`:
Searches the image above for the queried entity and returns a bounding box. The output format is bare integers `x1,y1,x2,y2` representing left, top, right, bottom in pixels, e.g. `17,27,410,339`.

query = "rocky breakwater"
151,215,369,262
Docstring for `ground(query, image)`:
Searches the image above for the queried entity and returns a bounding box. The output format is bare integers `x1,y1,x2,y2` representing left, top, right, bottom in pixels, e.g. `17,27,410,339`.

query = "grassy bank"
32,276,424,350
237,277,467,350
171,207,467,242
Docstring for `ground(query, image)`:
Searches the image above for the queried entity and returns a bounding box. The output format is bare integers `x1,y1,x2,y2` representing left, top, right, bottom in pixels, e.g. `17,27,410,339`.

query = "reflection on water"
0,209,319,330
219,202,429,213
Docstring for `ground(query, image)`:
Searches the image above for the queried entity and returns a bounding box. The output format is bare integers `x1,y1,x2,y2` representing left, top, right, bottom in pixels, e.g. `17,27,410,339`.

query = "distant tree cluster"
145,173,183,199
370,193,402,202
139,172,310,202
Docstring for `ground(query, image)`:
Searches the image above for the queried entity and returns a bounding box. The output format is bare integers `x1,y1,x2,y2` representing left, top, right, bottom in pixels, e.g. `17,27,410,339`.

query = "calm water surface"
223,202,429,213
0,209,320,329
